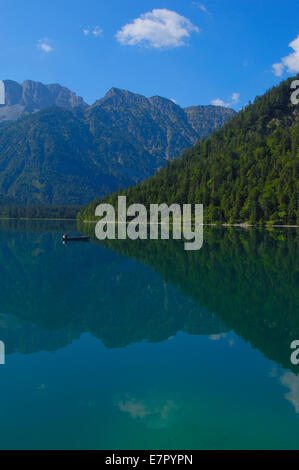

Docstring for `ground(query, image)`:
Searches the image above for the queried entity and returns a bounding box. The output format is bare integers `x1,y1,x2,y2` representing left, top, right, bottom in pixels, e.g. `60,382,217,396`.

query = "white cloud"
170,98,177,104
272,62,284,77
192,2,212,17
211,92,240,108
92,26,103,37
82,26,103,37
272,34,299,76
231,92,240,103
211,98,226,107
37,40,53,53
116,9,199,49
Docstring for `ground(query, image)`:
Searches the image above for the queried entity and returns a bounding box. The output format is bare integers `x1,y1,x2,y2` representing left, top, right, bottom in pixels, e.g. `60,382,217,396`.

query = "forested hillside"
80,76,299,225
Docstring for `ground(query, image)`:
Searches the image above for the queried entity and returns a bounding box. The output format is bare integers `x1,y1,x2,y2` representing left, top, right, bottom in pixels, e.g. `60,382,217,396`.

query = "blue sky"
1,0,298,109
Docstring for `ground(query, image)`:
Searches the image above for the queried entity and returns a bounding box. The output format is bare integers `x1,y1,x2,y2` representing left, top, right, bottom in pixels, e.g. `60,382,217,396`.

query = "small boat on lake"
62,233,90,243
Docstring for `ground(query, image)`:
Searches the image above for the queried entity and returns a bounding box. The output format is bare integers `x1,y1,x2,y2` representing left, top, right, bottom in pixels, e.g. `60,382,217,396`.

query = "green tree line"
79,76,299,225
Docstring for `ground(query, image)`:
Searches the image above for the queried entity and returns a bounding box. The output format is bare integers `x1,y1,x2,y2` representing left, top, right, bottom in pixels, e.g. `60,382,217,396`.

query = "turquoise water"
0,220,298,449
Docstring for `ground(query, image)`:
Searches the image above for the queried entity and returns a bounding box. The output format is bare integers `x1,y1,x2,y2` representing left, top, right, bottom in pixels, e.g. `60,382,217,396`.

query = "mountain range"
81,76,299,225
0,80,235,206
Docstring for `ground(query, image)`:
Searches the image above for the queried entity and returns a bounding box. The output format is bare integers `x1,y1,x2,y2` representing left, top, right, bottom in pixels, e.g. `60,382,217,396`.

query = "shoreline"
81,220,299,228
0,217,297,228
0,217,78,221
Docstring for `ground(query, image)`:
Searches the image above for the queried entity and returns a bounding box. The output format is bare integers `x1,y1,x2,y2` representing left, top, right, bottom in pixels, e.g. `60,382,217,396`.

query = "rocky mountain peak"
0,79,87,121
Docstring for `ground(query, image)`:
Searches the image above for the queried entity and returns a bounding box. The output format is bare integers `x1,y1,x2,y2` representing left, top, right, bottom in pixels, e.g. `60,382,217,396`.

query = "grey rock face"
184,105,236,138
1,80,23,105
0,79,87,121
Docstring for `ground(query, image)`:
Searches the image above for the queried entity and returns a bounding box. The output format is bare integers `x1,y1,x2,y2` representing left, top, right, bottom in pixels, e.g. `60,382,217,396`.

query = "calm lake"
0,220,298,450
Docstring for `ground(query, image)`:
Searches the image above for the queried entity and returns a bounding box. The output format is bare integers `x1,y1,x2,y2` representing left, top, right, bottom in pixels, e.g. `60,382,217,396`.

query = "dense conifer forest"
79,76,299,225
